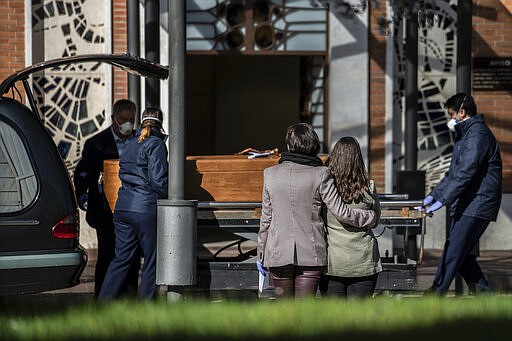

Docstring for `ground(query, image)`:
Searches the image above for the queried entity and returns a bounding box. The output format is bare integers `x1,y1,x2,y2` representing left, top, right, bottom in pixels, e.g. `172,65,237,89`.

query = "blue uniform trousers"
94,220,140,297
432,215,490,294
99,210,157,300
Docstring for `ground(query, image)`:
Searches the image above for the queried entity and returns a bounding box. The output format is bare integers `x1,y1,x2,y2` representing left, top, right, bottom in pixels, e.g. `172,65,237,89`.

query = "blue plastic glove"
78,193,88,211
256,260,268,277
423,195,434,207
426,200,443,214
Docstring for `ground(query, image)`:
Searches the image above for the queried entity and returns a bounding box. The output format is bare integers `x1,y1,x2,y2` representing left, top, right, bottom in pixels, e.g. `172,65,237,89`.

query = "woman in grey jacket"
320,137,382,298
257,124,376,299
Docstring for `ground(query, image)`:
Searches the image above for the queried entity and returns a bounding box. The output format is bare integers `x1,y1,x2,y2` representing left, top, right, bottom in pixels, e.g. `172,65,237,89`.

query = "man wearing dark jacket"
423,93,502,295
74,99,140,297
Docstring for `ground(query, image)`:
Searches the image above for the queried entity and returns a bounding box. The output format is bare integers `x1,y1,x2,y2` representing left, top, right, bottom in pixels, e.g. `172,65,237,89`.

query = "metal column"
404,2,419,172
457,0,472,93
127,0,141,123
144,0,160,108
454,0,473,295
401,2,420,261
156,0,197,301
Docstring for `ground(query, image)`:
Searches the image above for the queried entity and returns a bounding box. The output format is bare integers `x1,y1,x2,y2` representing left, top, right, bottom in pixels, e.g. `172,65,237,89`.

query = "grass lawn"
2,294,512,340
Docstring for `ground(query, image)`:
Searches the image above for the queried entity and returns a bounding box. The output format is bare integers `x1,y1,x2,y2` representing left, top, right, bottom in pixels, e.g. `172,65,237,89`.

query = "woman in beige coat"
257,124,376,299
320,137,382,298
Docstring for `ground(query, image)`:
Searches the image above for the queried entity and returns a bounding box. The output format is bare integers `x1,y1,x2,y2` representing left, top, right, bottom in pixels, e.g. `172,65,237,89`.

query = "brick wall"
473,1,512,191
368,2,388,193
0,1,25,98
112,0,128,102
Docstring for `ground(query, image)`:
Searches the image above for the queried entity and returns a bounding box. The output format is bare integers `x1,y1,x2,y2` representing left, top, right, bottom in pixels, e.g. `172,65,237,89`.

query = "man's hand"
426,200,443,214
256,260,268,277
78,193,88,211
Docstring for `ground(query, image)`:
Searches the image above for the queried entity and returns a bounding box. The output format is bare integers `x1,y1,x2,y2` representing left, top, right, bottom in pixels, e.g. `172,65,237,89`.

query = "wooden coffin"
104,154,328,210
103,155,281,210
185,155,281,202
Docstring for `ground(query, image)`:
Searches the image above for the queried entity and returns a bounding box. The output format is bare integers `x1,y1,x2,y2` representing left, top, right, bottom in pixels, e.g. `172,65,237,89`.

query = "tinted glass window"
0,121,37,213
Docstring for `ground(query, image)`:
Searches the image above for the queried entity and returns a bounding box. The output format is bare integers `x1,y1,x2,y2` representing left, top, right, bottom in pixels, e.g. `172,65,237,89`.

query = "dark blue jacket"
115,128,168,213
430,114,502,221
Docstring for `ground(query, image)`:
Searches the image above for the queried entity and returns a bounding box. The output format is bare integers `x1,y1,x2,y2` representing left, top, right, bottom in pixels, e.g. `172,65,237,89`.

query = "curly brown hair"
326,136,370,204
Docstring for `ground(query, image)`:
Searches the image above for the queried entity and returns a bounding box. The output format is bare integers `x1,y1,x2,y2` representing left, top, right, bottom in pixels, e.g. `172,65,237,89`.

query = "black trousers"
320,273,378,298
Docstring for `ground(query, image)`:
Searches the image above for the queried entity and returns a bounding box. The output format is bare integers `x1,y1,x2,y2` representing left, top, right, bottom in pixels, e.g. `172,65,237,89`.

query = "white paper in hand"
258,271,270,292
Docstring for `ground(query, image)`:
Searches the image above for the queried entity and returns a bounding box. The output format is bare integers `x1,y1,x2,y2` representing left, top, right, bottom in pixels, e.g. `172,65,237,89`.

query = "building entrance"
186,54,326,155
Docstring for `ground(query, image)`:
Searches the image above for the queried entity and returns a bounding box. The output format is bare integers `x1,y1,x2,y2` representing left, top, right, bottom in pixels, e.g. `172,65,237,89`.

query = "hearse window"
0,121,37,213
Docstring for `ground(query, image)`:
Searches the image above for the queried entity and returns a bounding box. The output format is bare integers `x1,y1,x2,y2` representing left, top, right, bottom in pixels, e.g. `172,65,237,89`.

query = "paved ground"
47,248,512,296
417,249,512,293
2,247,511,313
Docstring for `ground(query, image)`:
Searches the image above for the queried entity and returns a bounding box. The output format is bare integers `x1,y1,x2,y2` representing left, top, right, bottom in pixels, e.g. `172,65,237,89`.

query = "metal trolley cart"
195,196,427,294
375,195,427,292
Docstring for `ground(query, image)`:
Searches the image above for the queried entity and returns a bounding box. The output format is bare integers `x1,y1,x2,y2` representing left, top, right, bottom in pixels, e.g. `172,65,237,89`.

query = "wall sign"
473,57,512,91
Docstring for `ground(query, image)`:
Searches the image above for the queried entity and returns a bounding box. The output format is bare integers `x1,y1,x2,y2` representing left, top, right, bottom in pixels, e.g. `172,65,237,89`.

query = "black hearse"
0,54,168,295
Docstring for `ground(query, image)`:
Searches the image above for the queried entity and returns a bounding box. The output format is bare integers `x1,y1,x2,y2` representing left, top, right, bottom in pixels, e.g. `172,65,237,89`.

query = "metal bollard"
156,199,197,300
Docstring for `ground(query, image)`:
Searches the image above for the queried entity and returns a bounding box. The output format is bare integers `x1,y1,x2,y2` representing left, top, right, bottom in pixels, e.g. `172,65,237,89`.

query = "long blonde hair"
138,108,163,143
326,137,371,204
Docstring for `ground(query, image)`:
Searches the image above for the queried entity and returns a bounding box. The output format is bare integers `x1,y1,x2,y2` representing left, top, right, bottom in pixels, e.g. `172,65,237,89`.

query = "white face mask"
447,118,458,132
116,119,133,136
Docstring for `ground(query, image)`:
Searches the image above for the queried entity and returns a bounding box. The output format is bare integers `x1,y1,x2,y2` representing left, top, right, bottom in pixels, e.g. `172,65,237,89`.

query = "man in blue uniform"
423,93,502,295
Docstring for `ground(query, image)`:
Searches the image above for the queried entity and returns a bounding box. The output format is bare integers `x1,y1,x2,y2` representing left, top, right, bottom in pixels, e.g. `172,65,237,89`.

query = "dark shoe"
423,286,440,296
475,282,496,295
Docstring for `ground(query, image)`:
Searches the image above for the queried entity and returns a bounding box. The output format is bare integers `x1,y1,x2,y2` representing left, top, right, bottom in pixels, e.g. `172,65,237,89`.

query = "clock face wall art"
31,0,108,174
391,0,458,190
